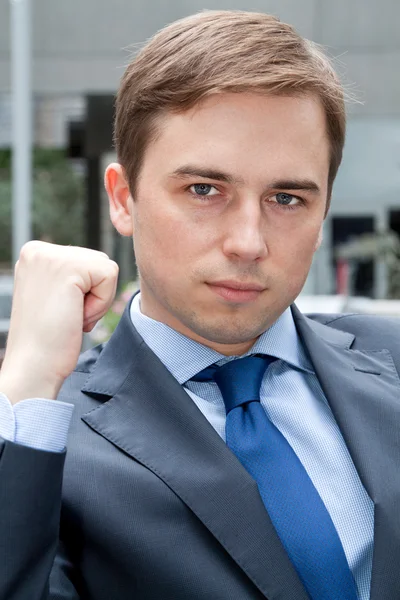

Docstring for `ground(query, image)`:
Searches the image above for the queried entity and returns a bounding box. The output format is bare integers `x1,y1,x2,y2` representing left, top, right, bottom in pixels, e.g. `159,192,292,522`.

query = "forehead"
141,93,330,185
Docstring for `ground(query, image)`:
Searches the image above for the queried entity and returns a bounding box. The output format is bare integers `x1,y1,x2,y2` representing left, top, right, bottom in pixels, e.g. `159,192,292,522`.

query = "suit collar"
290,304,355,348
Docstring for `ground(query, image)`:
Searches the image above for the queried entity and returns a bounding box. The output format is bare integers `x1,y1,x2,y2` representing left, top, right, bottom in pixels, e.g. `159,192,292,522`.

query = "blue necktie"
192,355,359,600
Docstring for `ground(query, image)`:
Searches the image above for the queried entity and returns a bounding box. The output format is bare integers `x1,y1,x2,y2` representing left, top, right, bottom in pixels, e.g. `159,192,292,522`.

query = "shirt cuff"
0,392,74,452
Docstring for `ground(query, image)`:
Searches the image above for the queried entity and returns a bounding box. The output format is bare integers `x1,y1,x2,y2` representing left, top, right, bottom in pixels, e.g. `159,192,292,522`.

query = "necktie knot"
192,355,274,414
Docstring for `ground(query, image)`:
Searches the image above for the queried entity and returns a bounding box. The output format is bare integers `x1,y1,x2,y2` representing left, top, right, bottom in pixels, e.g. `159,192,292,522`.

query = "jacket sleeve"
0,437,79,600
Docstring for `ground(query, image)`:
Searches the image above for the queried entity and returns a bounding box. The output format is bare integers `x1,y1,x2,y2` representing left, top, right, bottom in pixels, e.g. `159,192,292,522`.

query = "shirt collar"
130,293,313,384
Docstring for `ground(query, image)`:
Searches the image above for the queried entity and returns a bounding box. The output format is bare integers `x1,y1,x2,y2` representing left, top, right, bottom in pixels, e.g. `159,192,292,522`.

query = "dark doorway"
331,216,375,297
389,210,400,238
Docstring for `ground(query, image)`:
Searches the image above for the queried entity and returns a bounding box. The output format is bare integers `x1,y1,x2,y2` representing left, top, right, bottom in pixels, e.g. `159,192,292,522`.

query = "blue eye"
192,184,214,196
276,192,296,205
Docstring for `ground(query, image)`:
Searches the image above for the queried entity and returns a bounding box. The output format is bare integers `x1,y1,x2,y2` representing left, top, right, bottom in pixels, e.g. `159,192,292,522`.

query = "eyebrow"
169,165,321,194
169,166,245,186
269,179,321,194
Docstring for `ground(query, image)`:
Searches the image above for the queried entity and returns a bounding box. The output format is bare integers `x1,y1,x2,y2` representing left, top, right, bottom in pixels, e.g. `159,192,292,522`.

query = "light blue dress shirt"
0,293,374,599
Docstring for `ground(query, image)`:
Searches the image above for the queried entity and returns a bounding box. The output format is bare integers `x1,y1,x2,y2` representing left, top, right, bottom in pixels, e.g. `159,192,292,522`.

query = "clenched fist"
0,241,119,404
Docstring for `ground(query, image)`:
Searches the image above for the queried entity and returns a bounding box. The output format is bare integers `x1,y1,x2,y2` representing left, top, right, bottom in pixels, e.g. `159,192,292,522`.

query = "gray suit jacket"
1,303,400,600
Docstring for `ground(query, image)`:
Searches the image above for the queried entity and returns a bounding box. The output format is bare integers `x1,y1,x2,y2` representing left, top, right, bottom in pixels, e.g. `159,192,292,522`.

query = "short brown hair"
115,10,346,209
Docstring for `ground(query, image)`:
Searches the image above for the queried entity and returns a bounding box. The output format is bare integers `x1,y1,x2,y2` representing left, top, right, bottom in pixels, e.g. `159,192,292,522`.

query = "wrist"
0,364,62,405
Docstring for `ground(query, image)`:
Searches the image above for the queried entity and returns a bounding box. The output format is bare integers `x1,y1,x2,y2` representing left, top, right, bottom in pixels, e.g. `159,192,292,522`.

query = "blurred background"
0,0,400,351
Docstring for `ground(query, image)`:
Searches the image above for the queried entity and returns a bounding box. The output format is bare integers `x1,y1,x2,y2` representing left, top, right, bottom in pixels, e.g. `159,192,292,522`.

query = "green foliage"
90,281,139,344
0,149,85,265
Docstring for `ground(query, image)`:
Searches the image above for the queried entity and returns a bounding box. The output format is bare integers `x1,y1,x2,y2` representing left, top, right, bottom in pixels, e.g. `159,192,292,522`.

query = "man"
0,10,398,600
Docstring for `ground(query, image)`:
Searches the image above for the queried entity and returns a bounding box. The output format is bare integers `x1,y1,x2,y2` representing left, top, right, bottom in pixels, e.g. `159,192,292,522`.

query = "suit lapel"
292,306,400,600
81,306,308,600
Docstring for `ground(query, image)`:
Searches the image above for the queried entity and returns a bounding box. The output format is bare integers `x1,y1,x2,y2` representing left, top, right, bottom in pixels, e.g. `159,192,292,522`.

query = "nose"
222,198,267,262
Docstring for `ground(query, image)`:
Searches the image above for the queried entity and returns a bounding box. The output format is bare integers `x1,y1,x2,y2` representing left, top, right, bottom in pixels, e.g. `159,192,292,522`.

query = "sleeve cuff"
0,392,74,452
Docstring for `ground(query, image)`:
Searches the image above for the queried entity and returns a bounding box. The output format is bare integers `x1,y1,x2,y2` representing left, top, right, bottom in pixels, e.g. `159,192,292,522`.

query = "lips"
209,280,265,291
206,280,265,303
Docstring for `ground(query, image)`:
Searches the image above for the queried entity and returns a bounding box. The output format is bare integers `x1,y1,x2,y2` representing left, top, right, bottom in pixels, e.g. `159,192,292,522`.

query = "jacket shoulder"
307,312,400,352
75,342,105,374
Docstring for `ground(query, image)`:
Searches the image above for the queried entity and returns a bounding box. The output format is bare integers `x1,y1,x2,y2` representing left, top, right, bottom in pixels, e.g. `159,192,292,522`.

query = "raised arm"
0,241,118,599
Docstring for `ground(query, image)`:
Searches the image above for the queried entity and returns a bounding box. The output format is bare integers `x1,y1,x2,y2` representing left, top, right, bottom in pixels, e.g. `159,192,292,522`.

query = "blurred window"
0,293,12,319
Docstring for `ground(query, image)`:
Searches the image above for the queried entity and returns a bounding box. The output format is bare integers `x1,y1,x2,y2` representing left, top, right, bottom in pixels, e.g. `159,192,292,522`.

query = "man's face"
110,93,330,355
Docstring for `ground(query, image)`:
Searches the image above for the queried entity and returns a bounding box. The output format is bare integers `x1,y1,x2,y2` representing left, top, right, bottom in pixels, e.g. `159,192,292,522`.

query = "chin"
185,314,269,346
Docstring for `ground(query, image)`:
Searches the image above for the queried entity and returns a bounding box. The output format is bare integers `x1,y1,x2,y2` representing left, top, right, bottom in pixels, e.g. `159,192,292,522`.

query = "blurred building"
0,0,399,295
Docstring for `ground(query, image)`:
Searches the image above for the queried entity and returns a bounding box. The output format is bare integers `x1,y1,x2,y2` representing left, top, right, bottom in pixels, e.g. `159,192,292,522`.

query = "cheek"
270,223,320,272
134,202,204,270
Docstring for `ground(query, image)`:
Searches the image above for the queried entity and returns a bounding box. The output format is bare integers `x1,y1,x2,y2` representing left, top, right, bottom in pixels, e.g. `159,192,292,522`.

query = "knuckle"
91,249,109,260
19,240,44,263
103,260,119,280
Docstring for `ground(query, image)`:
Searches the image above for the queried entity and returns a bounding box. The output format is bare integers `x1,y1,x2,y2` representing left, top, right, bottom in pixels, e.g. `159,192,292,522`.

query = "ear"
314,226,323,252
105,162,134,237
